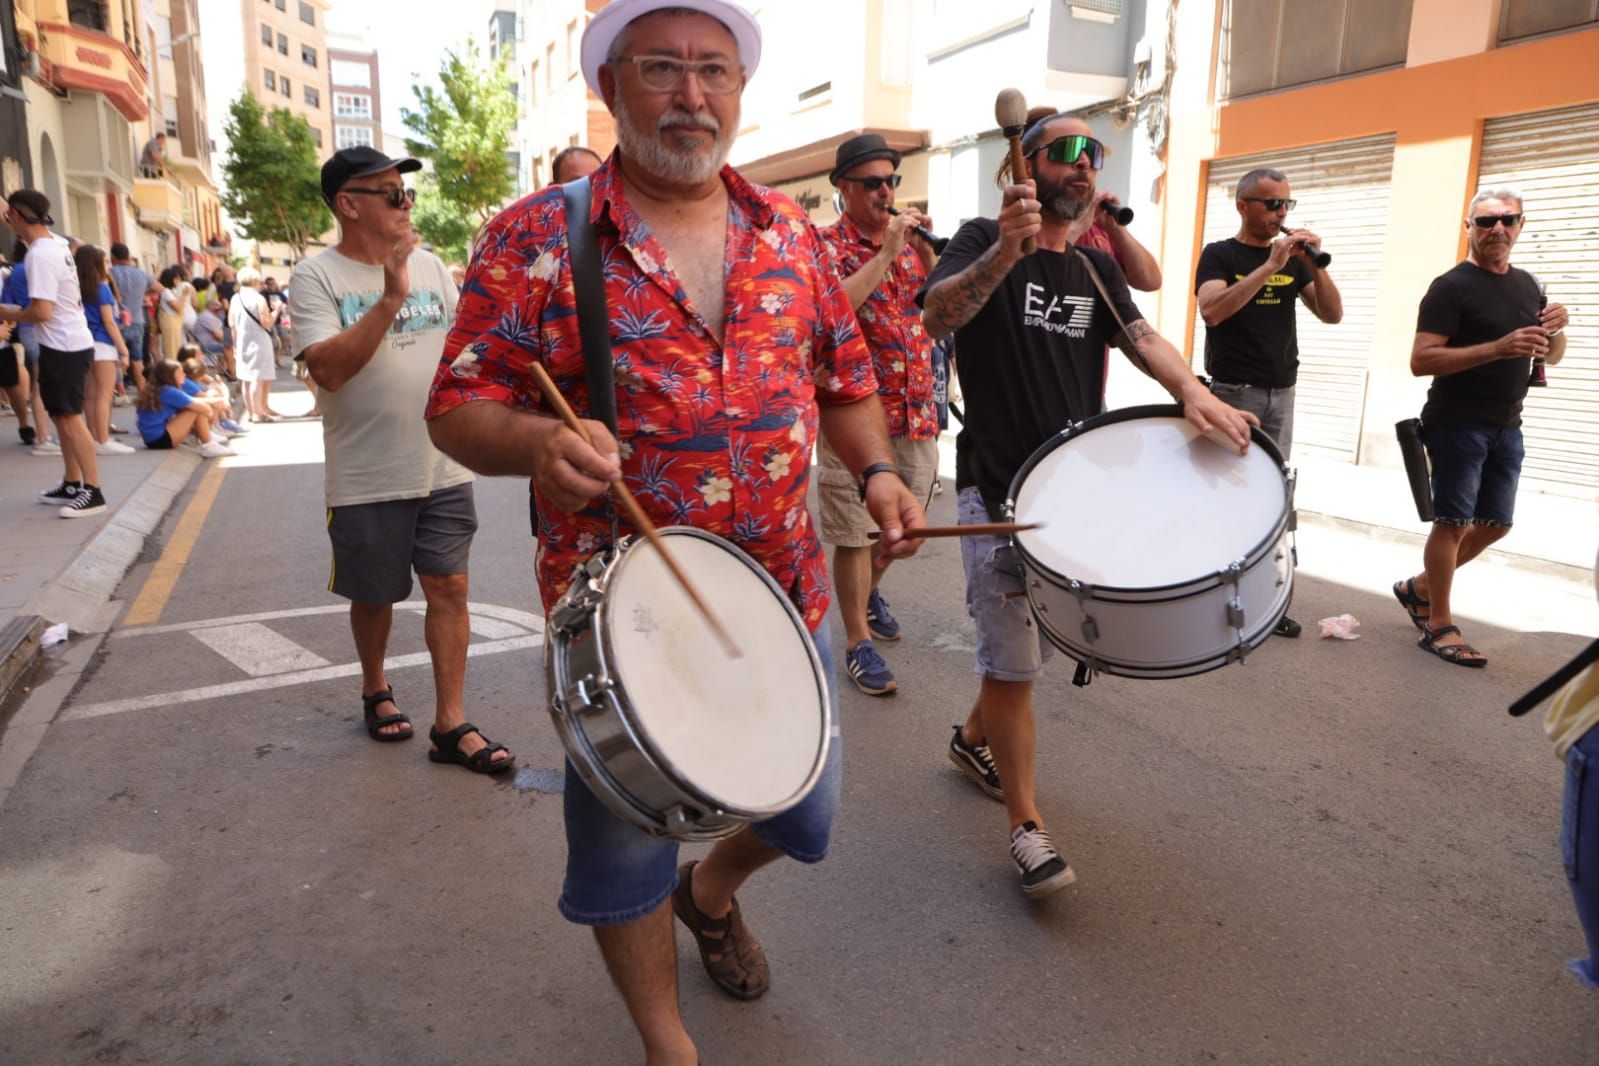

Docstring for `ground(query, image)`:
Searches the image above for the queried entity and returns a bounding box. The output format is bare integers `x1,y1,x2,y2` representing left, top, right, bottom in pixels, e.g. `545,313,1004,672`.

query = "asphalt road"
1,414,1596,1065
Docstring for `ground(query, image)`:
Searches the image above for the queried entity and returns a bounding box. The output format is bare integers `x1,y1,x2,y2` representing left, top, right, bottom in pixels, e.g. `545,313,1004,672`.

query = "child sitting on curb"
135,359,233,458
178,346,247,436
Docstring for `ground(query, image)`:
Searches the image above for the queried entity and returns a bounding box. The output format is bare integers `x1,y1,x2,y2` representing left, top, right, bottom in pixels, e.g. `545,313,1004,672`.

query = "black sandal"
428,722,515,774
362,688,413,741
1418,624,1487,668
1392,577,1432,631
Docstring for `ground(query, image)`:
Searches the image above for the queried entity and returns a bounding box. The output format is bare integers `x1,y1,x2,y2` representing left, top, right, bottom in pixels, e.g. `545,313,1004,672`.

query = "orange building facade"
1157,1,1599,498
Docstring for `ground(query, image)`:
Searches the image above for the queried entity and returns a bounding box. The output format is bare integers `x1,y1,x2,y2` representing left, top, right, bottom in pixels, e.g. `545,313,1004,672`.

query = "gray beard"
614,95,732,186
1037,173,1091,222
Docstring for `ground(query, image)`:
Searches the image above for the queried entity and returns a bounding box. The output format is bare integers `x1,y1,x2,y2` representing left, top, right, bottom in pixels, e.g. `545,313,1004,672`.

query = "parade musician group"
189,0,1571,1061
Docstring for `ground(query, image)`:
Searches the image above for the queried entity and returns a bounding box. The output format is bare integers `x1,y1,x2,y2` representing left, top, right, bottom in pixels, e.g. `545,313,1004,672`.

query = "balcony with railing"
39,0,149,122
133,176,184,232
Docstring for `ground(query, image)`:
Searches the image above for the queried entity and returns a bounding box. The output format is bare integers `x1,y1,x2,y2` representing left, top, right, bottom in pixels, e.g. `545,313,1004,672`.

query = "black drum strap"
561,177,618,438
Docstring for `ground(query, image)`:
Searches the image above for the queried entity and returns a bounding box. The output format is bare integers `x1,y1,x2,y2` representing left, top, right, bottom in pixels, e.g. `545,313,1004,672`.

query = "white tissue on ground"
1317,614,1360,640
40,622,69,647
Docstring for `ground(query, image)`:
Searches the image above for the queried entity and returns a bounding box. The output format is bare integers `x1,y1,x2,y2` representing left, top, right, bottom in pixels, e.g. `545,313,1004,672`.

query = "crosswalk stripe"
189,622,333,676
57,635,540,723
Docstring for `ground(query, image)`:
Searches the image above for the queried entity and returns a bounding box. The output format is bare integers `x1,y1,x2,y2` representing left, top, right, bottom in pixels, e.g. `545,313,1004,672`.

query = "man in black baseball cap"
319,145,422,207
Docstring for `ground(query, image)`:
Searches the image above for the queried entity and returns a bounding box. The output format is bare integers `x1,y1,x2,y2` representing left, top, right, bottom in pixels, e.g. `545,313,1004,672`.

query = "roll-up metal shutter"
1194,135,1396,460
1477,103,1599,494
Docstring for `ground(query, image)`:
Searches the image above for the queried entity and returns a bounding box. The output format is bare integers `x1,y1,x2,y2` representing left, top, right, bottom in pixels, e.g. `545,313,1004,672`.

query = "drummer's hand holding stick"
863,470,930,567
527,362,743,659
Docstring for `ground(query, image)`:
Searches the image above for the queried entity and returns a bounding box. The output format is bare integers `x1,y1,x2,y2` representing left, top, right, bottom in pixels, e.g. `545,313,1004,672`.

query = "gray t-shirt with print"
290,247,472,507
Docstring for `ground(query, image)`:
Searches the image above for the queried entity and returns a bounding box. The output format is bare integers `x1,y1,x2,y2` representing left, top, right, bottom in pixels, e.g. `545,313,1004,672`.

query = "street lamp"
156,30,198,59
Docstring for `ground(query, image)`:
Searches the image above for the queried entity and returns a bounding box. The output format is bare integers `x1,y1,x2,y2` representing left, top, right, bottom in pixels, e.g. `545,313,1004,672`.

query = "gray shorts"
1210,381,1295,459
959,487,1052,682
326,482,477,603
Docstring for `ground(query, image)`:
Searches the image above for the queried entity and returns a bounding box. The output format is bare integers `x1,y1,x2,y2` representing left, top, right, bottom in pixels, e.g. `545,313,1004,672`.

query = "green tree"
411,173,477,264
402,39,517,244
219,92,330,260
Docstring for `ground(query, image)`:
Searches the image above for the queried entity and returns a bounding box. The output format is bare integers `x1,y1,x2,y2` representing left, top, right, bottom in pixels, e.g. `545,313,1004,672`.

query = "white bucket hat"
580,0,762,96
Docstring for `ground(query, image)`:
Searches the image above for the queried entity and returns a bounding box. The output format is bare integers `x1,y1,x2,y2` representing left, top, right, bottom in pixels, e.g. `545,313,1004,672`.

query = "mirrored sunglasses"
1039,134,1105,169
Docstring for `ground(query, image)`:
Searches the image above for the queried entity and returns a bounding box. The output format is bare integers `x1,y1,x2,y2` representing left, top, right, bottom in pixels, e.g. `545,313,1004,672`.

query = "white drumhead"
607,531,826,810
1014,416,1287,588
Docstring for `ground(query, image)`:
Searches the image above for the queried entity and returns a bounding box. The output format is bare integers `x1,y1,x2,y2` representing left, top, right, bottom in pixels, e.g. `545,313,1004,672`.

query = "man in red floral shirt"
425,2,924,1062
816,133,940,697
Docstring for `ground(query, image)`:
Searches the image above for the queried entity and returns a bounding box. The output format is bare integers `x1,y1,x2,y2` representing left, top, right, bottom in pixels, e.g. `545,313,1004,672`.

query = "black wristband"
858,462,900,501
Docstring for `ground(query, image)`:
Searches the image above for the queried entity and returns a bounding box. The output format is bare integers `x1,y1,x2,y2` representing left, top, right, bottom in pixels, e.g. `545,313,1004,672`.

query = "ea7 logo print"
1022,283,1094,338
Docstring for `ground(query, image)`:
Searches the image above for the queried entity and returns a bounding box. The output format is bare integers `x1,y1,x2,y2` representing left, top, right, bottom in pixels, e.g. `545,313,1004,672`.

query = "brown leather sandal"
671,861,770,1001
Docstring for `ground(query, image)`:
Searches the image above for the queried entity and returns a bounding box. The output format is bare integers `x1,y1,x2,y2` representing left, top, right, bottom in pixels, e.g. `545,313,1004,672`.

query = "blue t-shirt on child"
137,385,194,445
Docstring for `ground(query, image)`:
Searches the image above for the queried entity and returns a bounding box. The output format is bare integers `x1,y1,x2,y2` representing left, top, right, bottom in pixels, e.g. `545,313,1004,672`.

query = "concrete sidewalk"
0,423,200,641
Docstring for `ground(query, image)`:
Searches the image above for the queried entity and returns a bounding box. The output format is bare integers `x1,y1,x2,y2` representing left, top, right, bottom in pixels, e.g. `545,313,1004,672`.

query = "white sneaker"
31,439,63,456
197,441,235,459
95,439,137,455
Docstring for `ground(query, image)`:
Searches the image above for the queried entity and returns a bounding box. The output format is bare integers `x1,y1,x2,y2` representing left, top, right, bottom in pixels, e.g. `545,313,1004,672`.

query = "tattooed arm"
1115,318,1258,454
921,182,1043,340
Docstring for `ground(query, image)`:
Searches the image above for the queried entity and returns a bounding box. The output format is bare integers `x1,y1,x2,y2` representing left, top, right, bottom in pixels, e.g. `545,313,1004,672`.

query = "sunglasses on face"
617,55,743,95
1037,134,1105,169
1472,213,1522,229
1241,197,1296,212
343,186,416,209
838,174,902,192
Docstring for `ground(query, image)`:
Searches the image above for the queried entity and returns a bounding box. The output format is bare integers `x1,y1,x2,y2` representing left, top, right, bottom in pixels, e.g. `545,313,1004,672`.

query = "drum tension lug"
664,805,697,836
563,674,613,713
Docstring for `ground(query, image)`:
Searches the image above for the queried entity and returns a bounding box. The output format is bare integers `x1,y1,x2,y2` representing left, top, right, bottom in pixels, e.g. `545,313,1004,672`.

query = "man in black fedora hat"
817,132,941,698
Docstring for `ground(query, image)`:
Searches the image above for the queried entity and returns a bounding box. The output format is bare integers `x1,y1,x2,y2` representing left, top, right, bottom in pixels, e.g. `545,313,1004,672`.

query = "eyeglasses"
838,174,902,191
343,187,416,209
1037,134,1105,169
615,55,743,95
1472,213,1522,229
1241,197,1297,212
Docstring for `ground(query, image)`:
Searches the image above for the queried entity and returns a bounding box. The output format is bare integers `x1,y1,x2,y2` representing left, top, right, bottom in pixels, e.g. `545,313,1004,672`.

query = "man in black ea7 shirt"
1393,189,1568,668
1195,167,1343,638
918,111,1255,901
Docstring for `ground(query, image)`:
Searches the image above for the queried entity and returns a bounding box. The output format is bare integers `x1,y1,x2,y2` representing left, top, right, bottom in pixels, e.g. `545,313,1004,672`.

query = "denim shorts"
1423,423,1523,528
959,487,1052,682
558,616,843,926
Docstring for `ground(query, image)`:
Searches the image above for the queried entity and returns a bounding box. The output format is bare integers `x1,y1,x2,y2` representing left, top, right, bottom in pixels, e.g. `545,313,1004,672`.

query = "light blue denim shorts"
958,487,1052,683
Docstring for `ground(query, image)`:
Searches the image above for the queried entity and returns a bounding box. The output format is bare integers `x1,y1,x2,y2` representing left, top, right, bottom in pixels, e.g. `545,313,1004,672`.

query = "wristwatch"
858,462,901,501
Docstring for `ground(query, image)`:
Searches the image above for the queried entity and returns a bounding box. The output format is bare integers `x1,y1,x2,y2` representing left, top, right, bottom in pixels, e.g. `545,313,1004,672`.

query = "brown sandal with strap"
671,861,770,1001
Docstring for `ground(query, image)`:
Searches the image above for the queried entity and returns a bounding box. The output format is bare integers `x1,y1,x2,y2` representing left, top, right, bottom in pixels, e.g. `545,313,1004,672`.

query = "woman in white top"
228,267,282,422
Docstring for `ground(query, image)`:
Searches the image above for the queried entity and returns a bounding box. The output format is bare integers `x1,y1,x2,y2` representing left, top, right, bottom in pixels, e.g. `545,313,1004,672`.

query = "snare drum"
1008,405,1295,679
545,527,832,840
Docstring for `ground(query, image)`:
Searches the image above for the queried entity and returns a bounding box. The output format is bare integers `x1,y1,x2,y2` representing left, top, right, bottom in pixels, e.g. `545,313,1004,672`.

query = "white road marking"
58,636,541,722
112,600,546,640
190,622,332,676
468,616,527,640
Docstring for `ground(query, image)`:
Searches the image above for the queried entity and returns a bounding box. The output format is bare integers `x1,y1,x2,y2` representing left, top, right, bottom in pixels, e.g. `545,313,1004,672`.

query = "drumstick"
995,89,1038,256
529,363,742,659
867,522,1043,540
